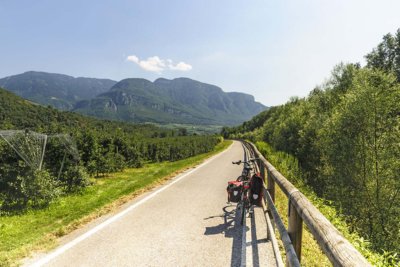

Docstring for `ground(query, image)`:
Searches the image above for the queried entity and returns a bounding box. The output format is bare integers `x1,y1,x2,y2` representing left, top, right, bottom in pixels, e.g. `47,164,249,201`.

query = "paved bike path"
26,141,276,267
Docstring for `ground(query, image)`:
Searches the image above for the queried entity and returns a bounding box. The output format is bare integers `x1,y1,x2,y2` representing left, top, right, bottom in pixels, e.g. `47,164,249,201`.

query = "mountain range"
0,71,267,126
0,71,116,110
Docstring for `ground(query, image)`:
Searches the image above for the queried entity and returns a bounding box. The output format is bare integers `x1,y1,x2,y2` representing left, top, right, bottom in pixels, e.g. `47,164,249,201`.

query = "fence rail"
243,140,371,267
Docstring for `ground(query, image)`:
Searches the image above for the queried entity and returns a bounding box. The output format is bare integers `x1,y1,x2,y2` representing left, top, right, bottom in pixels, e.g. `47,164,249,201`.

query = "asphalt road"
26,141,277,267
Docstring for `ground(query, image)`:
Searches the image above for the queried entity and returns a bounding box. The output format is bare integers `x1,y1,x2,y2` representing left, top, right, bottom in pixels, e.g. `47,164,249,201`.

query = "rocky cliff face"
74,77,267,125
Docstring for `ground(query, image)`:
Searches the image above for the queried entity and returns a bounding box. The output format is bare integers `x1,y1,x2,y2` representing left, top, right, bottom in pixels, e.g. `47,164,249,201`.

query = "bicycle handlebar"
231,158,259,165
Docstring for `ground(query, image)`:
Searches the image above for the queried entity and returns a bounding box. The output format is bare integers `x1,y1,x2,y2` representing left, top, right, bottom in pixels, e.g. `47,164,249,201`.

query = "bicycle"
232,158,257,225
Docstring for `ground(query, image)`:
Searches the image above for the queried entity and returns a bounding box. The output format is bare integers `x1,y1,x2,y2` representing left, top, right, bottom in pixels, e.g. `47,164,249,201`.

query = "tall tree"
366,30,400,80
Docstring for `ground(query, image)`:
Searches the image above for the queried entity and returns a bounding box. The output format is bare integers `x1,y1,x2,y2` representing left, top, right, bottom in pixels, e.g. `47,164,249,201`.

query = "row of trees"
74,130,222,176
223,30,400,255
0,86,222,212
0,130,222,212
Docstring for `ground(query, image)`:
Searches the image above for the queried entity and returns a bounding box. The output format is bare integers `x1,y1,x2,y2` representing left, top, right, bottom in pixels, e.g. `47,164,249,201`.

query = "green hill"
0,86,157,136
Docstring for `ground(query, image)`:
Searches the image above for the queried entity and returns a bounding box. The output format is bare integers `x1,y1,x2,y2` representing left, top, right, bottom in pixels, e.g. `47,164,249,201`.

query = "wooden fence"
243,141,371,267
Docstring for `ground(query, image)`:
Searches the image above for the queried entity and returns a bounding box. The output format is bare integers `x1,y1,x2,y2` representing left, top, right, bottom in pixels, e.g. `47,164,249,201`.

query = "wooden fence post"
267,169,275,203
288,200,303,263
260,161,265,181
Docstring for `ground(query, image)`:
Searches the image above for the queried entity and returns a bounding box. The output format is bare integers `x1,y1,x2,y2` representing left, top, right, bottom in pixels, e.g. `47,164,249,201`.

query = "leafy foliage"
365,29,400,81
256,142,398,267
224,30,400,261
0,143,60,211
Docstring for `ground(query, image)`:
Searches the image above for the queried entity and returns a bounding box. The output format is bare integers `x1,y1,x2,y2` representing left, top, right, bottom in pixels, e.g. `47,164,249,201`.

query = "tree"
320,68,400,251
366,30,400,81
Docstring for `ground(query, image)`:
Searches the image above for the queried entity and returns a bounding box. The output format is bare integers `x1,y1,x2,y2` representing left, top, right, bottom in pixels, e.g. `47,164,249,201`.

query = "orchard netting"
0,130,79,173
47,134,80,179
0,130,47,170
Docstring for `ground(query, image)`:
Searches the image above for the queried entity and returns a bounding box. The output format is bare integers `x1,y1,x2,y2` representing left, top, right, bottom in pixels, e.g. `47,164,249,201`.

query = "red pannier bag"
227,180,243,203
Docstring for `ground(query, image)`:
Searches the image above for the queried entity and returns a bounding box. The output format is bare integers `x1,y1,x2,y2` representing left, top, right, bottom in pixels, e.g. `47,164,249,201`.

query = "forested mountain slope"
74,77,267,125
223,29,400,257
0,71,116,110
0,86,155,135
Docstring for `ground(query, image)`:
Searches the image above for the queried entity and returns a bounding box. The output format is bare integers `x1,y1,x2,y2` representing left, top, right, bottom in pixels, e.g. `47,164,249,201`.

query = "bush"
0,168,59,211
58,165,90,192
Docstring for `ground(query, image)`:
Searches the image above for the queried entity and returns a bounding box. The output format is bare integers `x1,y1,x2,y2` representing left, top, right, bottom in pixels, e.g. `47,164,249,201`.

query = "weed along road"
26,141,276,267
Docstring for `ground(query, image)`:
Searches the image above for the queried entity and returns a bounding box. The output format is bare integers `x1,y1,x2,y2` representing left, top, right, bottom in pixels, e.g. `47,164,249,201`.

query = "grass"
0,140,232,267
256,142,330,266
273,184,332,266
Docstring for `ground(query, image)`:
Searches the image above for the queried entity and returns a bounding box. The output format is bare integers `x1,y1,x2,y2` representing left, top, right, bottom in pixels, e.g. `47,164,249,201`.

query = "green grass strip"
0,140,232,267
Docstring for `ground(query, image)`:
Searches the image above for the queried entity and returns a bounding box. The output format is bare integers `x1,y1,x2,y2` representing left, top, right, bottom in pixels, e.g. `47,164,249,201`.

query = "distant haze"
1,0,400,106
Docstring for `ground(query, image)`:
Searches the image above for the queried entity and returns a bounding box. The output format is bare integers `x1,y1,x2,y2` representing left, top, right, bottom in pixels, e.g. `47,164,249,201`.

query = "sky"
1,0,400,106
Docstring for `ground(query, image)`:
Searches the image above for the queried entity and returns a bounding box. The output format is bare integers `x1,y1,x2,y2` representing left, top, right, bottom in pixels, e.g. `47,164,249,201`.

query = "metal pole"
57,152,67,180
38,134,47,170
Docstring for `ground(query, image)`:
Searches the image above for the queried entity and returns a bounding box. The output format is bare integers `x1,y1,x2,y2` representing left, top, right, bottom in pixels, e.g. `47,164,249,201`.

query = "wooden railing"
243,141,371,267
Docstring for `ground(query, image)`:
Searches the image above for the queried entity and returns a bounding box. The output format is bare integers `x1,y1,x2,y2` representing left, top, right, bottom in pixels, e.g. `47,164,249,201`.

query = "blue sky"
1,0,400,106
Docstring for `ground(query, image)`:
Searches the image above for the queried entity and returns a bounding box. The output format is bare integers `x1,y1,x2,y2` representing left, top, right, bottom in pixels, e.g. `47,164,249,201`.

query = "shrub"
58,165,91,192
0,168,59,211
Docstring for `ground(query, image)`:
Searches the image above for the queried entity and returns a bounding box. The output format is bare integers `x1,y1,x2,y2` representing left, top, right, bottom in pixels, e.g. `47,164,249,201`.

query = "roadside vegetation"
0,140,231,266
223,29,400,265
257,142,396,266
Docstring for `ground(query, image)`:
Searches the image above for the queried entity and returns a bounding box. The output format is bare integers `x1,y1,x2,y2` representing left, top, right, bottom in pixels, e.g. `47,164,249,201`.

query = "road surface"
26,141,277,267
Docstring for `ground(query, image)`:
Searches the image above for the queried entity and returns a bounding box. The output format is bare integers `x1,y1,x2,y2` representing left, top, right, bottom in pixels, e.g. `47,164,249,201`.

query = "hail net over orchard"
0,130,47,170
0,130,80,171
48,134,80,179
49,134,80,161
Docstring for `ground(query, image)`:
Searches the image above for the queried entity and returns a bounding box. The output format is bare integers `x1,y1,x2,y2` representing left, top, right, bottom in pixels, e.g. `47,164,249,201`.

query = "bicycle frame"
232,159,256,225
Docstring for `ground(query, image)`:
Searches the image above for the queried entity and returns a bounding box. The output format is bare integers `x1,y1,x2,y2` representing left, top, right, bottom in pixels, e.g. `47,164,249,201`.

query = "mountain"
0,71,116,110
0,71,267,125
0,86,167,138
74,77,267,125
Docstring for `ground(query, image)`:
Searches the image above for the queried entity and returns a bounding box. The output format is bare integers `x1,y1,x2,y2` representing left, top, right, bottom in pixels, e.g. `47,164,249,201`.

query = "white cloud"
126,55,165,72
168,61,193,71
126,55,139,63
126,55,192,73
